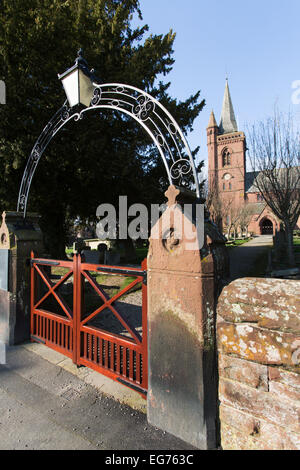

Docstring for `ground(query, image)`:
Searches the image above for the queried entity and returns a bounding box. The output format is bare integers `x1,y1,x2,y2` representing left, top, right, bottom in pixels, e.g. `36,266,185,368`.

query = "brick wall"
217,278,300,450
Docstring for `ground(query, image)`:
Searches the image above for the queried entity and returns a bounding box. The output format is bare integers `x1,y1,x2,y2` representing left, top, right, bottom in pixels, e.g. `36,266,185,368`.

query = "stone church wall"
217,277,300,450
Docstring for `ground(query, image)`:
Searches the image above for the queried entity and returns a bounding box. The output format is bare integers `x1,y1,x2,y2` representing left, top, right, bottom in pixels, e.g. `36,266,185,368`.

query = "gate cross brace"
81,270,142,345
32,263,73,320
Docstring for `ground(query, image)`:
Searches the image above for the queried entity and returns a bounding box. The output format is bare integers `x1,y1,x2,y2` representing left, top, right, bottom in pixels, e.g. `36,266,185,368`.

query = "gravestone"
81,249,100,264
97,243,108,264
104,251,121,265
0,211,44,345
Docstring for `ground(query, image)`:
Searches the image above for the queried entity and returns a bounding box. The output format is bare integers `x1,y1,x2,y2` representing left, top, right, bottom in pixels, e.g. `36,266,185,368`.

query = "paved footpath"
229,235,273,281
0,345,194,450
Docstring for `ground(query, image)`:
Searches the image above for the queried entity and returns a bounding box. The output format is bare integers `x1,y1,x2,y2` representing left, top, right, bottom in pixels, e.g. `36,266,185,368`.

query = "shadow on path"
229,235,273,281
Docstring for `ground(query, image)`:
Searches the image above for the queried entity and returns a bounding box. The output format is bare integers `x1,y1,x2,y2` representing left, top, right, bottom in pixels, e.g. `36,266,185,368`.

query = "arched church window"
222,148,231,166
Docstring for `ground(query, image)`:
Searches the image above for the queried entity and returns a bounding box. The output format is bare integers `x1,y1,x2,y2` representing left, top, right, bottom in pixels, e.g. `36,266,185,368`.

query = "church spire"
219,79,238,134
207,109,218,128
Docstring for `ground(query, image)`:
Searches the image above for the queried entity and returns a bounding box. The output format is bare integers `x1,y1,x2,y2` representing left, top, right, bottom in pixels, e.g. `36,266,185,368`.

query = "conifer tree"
0,0,205,257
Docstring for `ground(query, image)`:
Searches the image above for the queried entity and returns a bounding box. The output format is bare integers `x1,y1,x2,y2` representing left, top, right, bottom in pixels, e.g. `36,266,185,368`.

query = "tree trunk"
227,226,231,240
284,221,295,267
122,238,136,263
40,210,68,259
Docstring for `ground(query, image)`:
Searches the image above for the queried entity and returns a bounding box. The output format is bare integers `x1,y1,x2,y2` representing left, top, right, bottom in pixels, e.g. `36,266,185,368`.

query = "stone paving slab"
22,341,146,412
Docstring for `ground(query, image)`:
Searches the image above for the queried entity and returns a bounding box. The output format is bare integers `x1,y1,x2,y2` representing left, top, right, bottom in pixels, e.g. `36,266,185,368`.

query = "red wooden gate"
30,251,148,395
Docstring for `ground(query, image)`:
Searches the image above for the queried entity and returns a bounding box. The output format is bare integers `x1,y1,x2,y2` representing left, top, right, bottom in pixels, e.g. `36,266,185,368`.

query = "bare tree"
248,111,300,266
226,204,241,240
206,176,233,233
238,204,257,237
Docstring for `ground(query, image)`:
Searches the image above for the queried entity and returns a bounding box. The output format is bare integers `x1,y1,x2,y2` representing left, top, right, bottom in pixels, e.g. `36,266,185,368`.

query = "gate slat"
123,347,127,378
136,352,141,384
116,344,120,374
129,349,134,381
104,340,109,369
99,338,103,366
84,332,87,359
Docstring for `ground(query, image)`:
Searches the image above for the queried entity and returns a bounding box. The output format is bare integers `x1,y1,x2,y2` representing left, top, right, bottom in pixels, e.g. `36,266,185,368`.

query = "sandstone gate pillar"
147,186,227,449
0,211,44,345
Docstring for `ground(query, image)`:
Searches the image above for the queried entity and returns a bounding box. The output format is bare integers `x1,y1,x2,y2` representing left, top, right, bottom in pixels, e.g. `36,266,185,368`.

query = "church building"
207,80,283,236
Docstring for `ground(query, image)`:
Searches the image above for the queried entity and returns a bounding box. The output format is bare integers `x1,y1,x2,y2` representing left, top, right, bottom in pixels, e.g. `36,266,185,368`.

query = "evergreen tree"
0,0,205,257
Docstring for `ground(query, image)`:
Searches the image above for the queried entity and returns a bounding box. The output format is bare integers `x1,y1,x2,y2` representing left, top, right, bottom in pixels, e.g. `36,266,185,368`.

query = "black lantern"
58,49,95,108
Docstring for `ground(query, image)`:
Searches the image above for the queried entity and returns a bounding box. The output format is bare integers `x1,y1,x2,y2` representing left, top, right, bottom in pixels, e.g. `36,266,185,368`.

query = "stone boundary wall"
217,278,300,450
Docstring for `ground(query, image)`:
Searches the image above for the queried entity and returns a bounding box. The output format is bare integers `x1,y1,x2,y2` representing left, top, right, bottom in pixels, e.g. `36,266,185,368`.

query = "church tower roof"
219,79,238,134
207,109,218,128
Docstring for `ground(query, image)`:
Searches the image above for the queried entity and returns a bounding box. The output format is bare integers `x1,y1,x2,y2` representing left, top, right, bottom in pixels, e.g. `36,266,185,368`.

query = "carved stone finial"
0,211,9,248
164,185,180,207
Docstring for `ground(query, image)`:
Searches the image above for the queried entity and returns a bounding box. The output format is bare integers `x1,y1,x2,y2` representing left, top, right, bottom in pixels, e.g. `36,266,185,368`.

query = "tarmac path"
0,345,195,450
228,235,273,280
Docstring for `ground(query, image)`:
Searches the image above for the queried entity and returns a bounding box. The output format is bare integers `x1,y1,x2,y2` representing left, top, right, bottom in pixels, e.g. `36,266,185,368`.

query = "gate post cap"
164,185,180,207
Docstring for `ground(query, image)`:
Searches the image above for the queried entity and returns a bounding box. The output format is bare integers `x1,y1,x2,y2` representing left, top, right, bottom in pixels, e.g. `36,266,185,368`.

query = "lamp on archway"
58,49,96,108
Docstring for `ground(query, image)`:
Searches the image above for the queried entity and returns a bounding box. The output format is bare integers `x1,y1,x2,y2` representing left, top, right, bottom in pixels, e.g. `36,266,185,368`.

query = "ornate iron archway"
18,81,200,216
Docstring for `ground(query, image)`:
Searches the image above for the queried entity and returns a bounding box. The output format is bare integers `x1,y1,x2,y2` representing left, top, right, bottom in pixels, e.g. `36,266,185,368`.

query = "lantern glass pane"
61,69,79,107
79,69,94,107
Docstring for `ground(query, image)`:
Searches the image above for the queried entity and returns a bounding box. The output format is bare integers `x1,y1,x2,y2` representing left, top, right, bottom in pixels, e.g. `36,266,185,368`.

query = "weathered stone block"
217,278,300,333
220,404,259,435
269,380,300,403
220,404,300,450
219,377,300,433
218,320,300,366
268,367,300,389
218,353,268,390
221,421,300,450
220,423,267,450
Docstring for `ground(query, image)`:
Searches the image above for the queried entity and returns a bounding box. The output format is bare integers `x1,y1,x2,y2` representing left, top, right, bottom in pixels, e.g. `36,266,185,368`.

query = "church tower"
207,79,246,210
207,110,219,192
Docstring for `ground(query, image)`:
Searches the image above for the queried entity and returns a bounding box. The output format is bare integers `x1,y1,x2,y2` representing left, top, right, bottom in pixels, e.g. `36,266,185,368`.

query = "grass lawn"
134,246,148,263
52,266,71,276
226,238,251,248
293,237,300,252
95,274,140,296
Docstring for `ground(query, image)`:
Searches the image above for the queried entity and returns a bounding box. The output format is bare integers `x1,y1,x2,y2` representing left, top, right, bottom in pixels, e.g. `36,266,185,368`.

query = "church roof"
219,79,238,134
245,171,260,192
243,202,266,217
245,167,300,193
207,110,218,128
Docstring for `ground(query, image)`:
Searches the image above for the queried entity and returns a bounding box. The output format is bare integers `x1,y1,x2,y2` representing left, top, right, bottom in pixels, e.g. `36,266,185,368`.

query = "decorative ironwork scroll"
18,84,200,216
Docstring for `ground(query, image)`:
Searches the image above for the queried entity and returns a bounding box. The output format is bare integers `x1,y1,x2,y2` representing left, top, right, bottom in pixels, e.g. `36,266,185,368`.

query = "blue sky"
133,0,300,174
